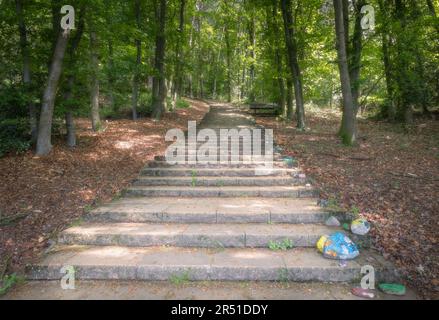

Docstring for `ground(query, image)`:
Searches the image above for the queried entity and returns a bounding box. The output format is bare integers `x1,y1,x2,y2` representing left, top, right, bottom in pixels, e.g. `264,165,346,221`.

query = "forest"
0,0,438,300
0,0,437,156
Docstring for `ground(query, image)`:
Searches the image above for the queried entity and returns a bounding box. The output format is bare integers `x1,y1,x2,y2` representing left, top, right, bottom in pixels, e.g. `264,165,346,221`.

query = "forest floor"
255,109,439,299
0,99,209,285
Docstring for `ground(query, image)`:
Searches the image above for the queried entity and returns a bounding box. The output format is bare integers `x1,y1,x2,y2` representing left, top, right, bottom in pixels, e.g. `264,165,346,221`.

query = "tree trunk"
333,0,356,145
225,25,232,103
212,28,224,100
280,0,305,130
275,50,286,116
48,0,62,70
63,6,85,147
174,0,186,99
15,0,38,143
132,0,141,120
350,0,365,116
426,0,439,106
65,111,76,147
89,30,101,131
151,0,167,120
286,77,294,120
36,30,70,156
378,0,396,120
247,14,256,103
107,40,116,111
270,1,286,117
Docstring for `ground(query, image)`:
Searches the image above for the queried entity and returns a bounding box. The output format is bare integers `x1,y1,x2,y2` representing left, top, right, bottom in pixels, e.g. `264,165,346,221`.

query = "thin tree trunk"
89,30,101,131
48,0,62,70
174,0,186,99
270,1,286,117
108,40,116,111
280,0,305,129
65,111,76,147
333,0,356,145
378,0,396,120
225,25,232,103
212,28,224,100
286,77,294,120
132,0,141,120
426,0,439,107
350,0,365,116
36,30,70,156
151,0,167,120
247,13,256,103
394,0,414,123
64,76,76,147
15,0,38,143
63,6,85,147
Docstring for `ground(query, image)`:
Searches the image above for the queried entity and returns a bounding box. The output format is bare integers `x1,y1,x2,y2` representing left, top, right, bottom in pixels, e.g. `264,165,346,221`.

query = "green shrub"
0,86,28,119
138,92,153,116
0,118,31,157
176,98,190,109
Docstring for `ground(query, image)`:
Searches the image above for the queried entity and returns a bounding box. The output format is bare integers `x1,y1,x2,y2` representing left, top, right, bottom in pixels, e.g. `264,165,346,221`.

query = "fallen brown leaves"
0,99,209,274
257,110,439,299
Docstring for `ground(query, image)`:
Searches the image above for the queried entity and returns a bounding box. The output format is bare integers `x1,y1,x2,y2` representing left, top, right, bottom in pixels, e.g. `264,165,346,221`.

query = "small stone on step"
325,216,341,227
351,287,375,299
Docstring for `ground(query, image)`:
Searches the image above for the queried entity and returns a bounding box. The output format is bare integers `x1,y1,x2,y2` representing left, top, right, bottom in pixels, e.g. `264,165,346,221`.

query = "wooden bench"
249,103,280,116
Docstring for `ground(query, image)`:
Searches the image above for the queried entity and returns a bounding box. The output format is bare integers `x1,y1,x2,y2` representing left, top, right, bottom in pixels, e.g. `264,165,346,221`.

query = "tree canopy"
0,0,437,155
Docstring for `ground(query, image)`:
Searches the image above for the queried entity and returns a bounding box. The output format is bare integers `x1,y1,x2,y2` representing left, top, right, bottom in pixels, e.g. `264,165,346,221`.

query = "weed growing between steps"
169,270,192,286
268,239,295,251
0,273,23,296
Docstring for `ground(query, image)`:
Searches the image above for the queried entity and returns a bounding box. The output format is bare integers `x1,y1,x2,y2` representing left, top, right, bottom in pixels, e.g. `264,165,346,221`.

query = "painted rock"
351,287,375,299
378,283,406,296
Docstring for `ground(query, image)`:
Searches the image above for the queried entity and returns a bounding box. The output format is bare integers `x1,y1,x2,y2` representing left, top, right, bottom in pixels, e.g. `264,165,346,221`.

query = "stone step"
140,167,298,177
125,186,317,198
147,160,297,168
86,197,331,224
27,246,398,282
133,176,305,187
4,281,419,300
59,223,337,248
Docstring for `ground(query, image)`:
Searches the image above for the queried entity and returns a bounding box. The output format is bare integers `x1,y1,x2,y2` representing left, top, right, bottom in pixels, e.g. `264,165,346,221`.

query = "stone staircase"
27,103,397,284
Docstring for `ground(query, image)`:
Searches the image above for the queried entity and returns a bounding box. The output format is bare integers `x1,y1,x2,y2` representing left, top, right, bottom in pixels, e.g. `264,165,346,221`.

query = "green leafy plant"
326,197,344,213
268,239,294,251
169,270,191,286
0,118,31,157
350,206,360,218
191,170,197,187
0,273,22,296
277,268,289,282
176,98,190,109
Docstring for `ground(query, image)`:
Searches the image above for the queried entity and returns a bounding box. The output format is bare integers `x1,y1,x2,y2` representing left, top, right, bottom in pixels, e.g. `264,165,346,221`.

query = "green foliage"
0,0,437,154
350,206,360,218
169,270,191,285
0,273,22,296
268,239,294,251
0,86,29,119
0,118,31,157
326,197,343,212
176,98,190,109
191,170,197,187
